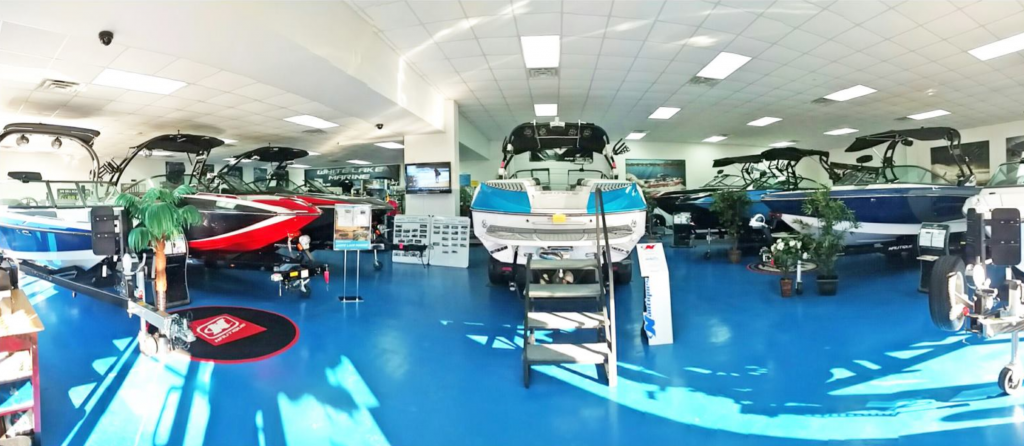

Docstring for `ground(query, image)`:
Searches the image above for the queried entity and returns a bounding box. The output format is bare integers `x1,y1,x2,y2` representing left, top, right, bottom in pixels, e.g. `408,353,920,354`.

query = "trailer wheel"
300,286,312,299
613,262,632,284
487,258,506,285
928,255,967,332
139,333,158,357
373,260,383,271
999,365,1023,396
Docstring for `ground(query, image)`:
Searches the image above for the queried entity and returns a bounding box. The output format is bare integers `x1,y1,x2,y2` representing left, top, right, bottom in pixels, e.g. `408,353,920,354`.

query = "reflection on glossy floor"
29,241,1024,446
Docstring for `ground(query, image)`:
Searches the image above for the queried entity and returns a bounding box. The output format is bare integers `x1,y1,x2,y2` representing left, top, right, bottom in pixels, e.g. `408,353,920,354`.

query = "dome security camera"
99,31,114,46
376,123,384,130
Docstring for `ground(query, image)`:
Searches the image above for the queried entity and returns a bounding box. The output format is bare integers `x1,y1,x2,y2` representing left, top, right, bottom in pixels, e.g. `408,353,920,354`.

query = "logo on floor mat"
191,314,266,346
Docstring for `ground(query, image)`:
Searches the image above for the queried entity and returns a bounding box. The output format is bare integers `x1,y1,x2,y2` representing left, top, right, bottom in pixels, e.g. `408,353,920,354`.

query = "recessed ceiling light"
374,142,404,149
521,36,560,68
347,159,371,165
969,31,1024,61
534,103,558,116
769,141,796,147
907,109,951,120
824,128,859,136
824,85,876,102
695,52,752,80
221,138,237,144
625,131,647,140
93,69,186,94
287,164,311,168
648,107,680,120
747,117,782,127
284,115,338,129
703,135,728,143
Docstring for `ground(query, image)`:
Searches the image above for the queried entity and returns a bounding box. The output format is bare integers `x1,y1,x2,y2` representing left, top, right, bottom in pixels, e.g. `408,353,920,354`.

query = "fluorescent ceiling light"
284,115,338,129
824,128,858,136
695,52,752,80
220,138,237,145
969,31,1024,61
287,164,311,168
703,135,728,143
93,68,186,94
625,132,647,140
307,151,321,156
747,117,781,127
824,85,876,102
223,158,252,163
907,109,951,120
769,141,796,148
374,142,404,149
148,150,176,157
521,36,560,68
347,159,371,165
534,103,557,116
648,107,680,120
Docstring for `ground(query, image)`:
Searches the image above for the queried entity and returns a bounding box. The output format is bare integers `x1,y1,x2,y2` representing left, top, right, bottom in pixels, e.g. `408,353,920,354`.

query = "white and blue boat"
471,121,646,284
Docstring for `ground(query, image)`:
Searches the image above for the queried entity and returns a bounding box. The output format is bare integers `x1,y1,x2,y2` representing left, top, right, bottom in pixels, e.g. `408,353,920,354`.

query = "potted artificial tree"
710,189,752,263
115,185,202,310
770,237,804,297
801,187,858,295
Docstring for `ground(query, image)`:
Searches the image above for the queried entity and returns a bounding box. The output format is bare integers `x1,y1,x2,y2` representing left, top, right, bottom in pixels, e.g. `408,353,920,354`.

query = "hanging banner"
306,164,400,186
636,243,674,345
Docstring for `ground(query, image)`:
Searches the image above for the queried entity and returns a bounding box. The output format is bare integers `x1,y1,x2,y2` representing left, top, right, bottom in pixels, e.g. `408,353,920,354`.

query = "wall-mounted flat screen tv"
405,162,452,194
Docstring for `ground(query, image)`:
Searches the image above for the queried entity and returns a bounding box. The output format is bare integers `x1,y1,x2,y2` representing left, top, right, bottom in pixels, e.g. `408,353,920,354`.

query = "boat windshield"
303,179,335,194
0,179,116,208
756,176,821,190
834,165,953,186
249,177,305,194
988,162,1024,187
703,174,745,188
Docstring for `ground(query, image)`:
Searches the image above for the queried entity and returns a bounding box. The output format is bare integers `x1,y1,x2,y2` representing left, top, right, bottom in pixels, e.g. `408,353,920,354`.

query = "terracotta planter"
780,277,793,298
727,248,742,264
817,275,839,296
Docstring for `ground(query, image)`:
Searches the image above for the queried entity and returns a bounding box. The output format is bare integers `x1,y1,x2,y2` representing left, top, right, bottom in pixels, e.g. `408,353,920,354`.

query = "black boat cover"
711,154,762,168
507,122,609,155
135,133,225,153
761,147,830,162
233,146,309,163
0,123,100,147
845,127,960,152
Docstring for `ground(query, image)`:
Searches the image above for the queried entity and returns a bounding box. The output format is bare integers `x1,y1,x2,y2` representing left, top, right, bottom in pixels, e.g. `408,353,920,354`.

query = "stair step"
526,283,602,299
528,258,600,271
525,343,609,365
527,312,606,329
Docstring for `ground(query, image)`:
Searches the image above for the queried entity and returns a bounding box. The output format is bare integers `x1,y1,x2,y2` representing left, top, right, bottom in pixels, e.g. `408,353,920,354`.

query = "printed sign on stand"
333,204,372,251
636,243,674,345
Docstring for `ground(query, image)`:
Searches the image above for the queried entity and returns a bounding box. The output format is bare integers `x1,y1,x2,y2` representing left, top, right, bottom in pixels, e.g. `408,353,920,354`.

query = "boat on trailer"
470,121,645,286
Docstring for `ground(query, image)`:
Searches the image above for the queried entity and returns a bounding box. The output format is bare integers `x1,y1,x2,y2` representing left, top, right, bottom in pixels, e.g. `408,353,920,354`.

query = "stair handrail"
594,187,618,387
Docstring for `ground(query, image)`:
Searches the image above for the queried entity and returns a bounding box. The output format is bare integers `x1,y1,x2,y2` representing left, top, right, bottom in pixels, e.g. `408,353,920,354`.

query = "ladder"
522,188,618,388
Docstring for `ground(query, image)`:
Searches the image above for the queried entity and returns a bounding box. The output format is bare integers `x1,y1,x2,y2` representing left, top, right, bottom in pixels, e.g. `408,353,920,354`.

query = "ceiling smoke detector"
528,68,559,79
40,79,82,94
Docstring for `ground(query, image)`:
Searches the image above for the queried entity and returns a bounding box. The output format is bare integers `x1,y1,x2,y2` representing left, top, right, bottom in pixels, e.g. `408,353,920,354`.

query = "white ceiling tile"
468,15,520,38
647,22,698,44
207,92,251,107
743,17,794,44
264,93,309,108
76,84,126,100
597,56,635,70
601,39,644,57
515,0,562,14
559,68,595,80
478,37,521,55
799,10,855,39
213,108,249,119
48,59,104,84
624,71,660,83
439,40,484,58
962,1,1023,25
832,26,884,51
452,56,490,71
237,101,279,114
461,1,513,16
170,84,222,101
683,28,736,50
408,1,466,23
467,80,501,91
922,11,980,39
859,40,909,60
425,19,477,41
664,61,703,76
806,40,856,61
916,40,966,61
233,83,287,101
562,54,599,69
724,36,772,58
461,70,495,82
889,27,943,51
658,1,717,26
364,2,422,30
383,26,434,49
673,46,720,65
103,101,145,113
563,13,609,37
183,100,227,114
135,105,175,117
826,1,889,24
985,11,1024,39
289,101,335,115
26,91,71,106
762,1,822,27
741,59,783,75
155,59,220,83
776,29,827,53
515,13,563,36
789,54,830,71
758,45,804,64
611,0,664,19
55,37,125,66
197,71,257,91
107,48,176,75
0,50,49,70
65,96,111,110
630,58,670,73
605,17,654,41
701,5,759,33
150,96,198,110
492,68,528,79
117,91,164,105
486,54,525,69
637,42,682,60
563,37,604,55
836,52,881,70
0,22,66,59
893,1,958,25
404,44,448,62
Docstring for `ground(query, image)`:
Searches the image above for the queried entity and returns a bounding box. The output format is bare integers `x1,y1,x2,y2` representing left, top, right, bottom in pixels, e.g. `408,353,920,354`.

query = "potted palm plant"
115,185,202,310
770,237,804,297
801,187,858,295
709,189,752,263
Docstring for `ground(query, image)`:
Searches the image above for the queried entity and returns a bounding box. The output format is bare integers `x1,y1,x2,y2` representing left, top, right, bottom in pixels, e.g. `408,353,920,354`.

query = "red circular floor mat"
170,306,299,363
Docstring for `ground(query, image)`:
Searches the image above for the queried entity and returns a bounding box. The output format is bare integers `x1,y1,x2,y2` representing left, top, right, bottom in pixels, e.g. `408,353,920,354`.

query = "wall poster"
625,159,686,193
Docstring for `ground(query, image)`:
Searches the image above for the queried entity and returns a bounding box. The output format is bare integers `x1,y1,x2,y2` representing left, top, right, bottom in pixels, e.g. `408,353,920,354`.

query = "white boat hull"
779,213,966,246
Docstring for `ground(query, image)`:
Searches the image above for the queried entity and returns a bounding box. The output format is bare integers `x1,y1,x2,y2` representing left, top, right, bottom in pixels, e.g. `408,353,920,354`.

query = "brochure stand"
334,204,372,303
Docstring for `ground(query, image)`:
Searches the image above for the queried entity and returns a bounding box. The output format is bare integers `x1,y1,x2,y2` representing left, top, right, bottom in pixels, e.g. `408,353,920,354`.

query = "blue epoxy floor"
24,239,1024,446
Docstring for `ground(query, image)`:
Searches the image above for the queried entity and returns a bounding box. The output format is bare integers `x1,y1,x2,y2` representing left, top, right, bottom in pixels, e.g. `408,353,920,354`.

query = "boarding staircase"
522,188,618,388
